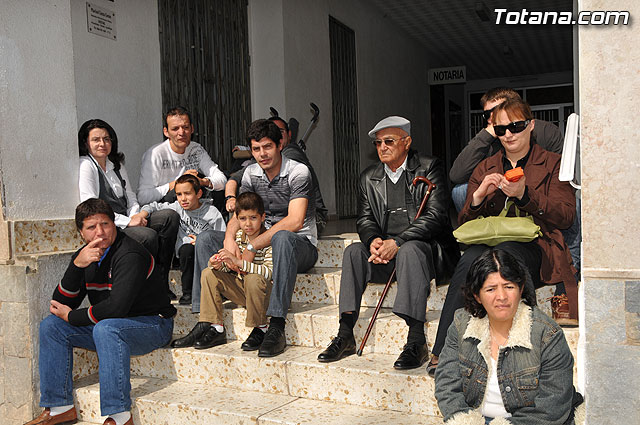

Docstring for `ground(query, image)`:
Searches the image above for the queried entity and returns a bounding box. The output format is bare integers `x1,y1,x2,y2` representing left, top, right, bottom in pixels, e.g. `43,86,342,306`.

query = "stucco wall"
70,0,163,190
578,1,640,423
249,0,431,216
0,0,79,221
0,0,162,222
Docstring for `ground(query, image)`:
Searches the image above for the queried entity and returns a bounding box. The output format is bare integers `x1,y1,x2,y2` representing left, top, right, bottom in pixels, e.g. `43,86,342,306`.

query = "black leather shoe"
317,335,356,363
393,342,429,370
241,327,266,351
194,326,227,349
178,293,192,305
171,322,210,348
258,326,286,357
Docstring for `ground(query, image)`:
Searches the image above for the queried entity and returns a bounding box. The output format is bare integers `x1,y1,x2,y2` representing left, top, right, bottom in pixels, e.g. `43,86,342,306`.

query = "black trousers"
338,240,436,323
432,241,542,356
178,243,195,296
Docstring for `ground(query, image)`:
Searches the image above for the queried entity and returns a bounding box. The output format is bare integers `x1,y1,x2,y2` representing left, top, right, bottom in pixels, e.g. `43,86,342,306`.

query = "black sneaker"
241,327,266,351
194,326,227,349
258,326,286,357
171,322,210,348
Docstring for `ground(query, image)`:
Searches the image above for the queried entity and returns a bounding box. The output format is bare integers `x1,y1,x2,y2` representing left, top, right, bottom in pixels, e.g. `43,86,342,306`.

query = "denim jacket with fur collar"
435,302,576,425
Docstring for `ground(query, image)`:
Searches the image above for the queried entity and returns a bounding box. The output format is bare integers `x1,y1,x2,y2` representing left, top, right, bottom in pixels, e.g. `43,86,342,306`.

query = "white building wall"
70,0,163,190
0,0,162,221
0,0,79,220
249,0,431,216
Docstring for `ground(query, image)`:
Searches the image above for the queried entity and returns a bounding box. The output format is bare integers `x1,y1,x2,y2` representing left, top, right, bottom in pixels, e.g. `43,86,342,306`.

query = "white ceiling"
367,0,574,80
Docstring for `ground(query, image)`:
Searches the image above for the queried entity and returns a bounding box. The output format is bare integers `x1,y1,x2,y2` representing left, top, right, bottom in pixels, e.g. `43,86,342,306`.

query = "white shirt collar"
383,155,408,184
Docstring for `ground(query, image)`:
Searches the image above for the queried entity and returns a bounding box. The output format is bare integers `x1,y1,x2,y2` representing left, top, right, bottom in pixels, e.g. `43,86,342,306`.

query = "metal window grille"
329,16,360,218
158,0,251,171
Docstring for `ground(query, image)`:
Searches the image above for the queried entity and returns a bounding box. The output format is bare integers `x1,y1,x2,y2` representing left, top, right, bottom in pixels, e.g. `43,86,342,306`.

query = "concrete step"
171,302,440,355
170,267,449,311
75,342,439,415
171,268,555,317
72,326,578,416
73,374,441,424
171,285,558,355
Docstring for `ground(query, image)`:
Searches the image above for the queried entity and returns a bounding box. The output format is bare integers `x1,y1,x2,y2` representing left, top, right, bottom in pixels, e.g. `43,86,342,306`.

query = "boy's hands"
210,249,242,272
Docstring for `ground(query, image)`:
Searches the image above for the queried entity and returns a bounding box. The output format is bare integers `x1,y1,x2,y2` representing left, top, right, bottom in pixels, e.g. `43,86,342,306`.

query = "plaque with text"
86,2,116,40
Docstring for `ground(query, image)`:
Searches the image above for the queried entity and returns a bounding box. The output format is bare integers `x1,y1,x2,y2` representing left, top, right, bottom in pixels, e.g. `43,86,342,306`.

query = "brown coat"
459,143,577,288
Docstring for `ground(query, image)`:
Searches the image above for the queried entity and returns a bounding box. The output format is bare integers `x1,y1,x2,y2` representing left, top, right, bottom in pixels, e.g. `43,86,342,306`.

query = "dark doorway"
329,16,360,218
157,0,251,171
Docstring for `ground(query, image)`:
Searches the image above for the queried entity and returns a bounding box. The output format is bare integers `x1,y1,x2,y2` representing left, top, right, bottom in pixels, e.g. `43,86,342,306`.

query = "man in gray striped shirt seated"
195,119,318,357
170,192,273,350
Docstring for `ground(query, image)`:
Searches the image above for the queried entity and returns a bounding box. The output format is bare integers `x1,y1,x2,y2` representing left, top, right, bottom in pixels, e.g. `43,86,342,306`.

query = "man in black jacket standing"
26,199,176,425
317,116,459,370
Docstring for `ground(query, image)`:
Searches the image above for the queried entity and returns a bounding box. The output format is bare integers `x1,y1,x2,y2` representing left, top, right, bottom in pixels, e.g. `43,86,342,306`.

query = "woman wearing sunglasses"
427,98,577,378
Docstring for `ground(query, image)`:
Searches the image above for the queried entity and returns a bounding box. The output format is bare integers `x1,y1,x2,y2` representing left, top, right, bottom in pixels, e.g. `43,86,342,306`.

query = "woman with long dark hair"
78,119,179,294
78,119,148,229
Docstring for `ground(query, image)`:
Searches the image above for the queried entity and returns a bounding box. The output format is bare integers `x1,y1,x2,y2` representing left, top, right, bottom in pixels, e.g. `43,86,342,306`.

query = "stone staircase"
70,235,578,424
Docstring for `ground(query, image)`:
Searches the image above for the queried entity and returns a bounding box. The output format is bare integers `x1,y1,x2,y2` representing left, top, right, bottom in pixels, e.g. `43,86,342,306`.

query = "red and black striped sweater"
53,231,177,326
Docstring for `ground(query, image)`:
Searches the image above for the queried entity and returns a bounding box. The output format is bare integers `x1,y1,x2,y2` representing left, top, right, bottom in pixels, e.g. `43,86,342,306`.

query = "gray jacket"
449,120,563,184
435,302,577,425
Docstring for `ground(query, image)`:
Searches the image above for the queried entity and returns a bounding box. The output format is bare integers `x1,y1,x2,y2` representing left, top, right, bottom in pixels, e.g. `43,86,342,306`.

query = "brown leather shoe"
550,294,578,326
24,407,77,425
103,416,133,425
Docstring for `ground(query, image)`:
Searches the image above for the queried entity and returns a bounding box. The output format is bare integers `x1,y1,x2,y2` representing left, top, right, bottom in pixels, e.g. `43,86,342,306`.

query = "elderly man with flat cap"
317,116,459,369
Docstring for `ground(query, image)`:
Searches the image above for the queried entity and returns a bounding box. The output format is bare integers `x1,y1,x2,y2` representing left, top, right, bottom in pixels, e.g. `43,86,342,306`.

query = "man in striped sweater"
26,199,176,425
171,191,273,350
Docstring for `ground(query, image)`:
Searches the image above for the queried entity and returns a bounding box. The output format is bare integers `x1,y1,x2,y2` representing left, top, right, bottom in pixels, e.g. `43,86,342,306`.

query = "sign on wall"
428,66,466,85
86,2,117,40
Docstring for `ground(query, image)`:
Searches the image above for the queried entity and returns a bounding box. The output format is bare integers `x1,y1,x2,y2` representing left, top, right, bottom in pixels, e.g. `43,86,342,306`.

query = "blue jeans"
39,314,173,415
192,229,226,313
267,230,318,318
452,183,468,213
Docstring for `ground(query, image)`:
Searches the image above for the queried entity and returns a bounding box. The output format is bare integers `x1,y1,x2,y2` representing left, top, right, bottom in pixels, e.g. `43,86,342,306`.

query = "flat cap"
368,116,411,138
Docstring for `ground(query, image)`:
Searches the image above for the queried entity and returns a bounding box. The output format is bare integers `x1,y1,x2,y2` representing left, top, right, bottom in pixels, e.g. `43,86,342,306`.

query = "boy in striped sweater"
171,192,273,350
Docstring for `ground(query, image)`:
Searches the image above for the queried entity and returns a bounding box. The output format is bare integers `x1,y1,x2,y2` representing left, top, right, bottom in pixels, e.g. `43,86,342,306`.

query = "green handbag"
453,201,542,246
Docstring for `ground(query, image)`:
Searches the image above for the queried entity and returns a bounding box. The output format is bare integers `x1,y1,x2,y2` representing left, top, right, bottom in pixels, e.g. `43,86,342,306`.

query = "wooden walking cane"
356,176,436,356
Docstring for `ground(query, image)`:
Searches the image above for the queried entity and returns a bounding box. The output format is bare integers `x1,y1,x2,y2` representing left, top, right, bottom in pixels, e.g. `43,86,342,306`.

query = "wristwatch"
225,195,236,201
246,243,257,253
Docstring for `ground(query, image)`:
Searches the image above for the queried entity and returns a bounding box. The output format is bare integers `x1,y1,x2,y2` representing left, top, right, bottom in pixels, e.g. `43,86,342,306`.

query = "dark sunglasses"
371,136,407,147
493,120,531,136
482,105,497,121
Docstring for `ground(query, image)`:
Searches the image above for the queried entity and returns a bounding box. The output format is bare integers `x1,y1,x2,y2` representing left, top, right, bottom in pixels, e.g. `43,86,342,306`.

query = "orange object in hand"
505,167,524,182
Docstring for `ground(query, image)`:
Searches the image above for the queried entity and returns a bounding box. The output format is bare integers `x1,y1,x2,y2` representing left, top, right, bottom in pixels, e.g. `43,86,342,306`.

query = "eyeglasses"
493,120,530,136
482,105,498,121
89,137,112,143
372,136,407,147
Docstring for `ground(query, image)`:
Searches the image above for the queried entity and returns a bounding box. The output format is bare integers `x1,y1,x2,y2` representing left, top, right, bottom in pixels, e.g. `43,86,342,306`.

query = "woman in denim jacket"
435,249,581,424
